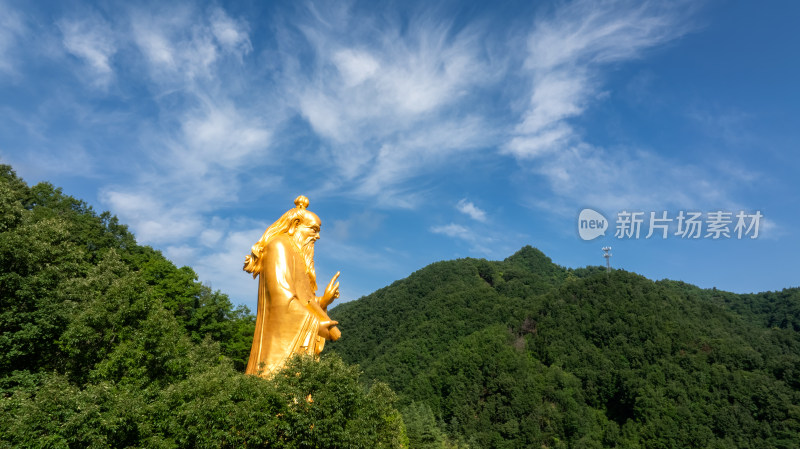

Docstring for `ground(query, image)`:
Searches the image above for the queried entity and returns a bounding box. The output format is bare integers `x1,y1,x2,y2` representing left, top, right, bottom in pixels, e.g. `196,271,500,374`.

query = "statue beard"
302,239,317,293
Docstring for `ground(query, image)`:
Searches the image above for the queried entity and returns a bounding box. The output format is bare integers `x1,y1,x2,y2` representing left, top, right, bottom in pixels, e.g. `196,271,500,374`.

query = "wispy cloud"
0,0,26,75
130,5,251,87
99,189,205,244
58,14,117,87
277,4,502,205
526,143,730,215
431,223,495,255
431,222,473,241
176,96,273,174
352,116,497,207
507,0,694,159
209,8,252,57
190,226,264,305
456,199,487,222
94,4,274,249
500,0,730,212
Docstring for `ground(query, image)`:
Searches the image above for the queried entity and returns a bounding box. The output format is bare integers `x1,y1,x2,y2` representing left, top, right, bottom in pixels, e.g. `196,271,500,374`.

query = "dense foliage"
330,248,800,448
0,165,407,448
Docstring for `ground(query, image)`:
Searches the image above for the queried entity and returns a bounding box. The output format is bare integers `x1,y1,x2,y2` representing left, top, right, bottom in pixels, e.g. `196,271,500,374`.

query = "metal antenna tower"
602,247,612,273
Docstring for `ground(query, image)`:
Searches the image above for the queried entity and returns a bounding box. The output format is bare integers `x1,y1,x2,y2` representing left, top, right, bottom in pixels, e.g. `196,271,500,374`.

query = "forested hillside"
0,165,407,448
329,248,800,448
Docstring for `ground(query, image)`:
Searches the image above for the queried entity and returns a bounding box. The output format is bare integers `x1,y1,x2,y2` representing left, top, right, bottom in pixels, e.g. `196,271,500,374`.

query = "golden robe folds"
245,234,325,376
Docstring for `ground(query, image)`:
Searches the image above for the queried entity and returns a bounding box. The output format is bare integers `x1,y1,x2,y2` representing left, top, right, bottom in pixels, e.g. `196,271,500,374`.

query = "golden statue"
243,195,341,377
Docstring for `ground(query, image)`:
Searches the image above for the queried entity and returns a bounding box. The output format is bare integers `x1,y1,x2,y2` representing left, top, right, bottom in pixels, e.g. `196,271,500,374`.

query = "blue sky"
2,0,798,309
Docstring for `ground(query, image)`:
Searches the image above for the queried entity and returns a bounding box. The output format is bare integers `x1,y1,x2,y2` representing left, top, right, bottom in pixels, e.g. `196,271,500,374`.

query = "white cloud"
756,217,781,241
100,189,205,244
58,15,117,87
529,143,731,213
352,115,497,207
515,71,590,136
0,1,26,74
280,7,501,201
99,98,278,252
178,98,272,172
430,223,494,255
209,7,252,57
199,228,224,247
130,5,251,86
431,223,470,238
0,138,97,180
499,0,730,214
506,1,692,159
164,245,198,264
505,122,573,159
456,199,487,222
191,227,263,306
525,1,688,70
135,28,175,69
87,5,281,256
332,49,379,87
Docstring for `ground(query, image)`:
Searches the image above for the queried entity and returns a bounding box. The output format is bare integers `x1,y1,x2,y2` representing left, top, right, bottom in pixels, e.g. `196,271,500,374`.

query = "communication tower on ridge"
602,247,612,273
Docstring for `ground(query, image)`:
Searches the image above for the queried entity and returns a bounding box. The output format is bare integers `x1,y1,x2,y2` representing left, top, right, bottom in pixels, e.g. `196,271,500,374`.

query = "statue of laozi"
243,195,341,377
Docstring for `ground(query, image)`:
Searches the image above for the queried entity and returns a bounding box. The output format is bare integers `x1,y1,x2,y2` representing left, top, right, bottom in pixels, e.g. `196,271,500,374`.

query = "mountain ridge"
329,246,800,448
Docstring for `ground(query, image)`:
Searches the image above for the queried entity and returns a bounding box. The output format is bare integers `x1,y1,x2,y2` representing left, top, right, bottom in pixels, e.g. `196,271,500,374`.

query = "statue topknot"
294,195,309,209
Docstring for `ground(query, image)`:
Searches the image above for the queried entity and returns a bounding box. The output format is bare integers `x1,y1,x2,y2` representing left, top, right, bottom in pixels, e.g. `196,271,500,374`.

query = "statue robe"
245,234,323,377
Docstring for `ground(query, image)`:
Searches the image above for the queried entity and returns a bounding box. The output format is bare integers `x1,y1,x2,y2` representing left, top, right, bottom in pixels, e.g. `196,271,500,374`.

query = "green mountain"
329,247,800,448
0,165,406,448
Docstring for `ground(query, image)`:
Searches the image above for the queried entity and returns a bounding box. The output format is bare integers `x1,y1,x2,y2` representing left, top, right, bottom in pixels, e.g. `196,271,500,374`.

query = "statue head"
286,198,321,251
244,195,320,291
